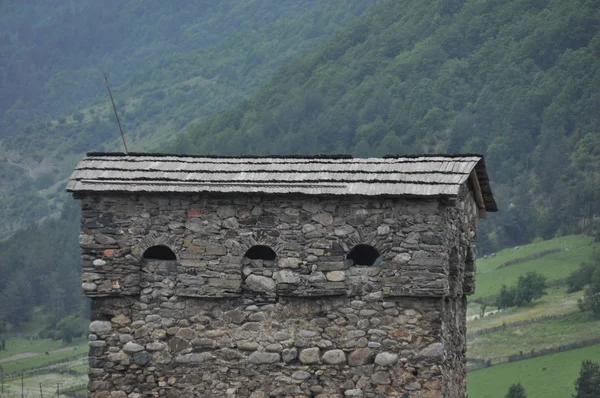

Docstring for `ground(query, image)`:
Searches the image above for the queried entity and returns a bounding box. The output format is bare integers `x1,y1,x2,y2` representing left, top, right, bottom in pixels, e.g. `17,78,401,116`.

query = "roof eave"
473,158,498,212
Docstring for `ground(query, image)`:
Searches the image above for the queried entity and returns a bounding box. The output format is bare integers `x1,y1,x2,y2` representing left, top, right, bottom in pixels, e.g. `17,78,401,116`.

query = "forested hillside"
1,0,599,340
170,0,600,253
0,0,377,237
1,0,373,131
0,0,379,332
0,202,81,331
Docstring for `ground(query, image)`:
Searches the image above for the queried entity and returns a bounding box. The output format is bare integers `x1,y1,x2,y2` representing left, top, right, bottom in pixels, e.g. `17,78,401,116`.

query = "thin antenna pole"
104,73,129,153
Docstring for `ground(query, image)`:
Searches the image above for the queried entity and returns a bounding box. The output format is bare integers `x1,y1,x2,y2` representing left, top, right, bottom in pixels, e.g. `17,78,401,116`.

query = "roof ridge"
86,152,354,159
85,152,483,160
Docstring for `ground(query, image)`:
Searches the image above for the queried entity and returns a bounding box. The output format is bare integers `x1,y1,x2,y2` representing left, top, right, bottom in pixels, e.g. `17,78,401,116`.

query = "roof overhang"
66,152,497,213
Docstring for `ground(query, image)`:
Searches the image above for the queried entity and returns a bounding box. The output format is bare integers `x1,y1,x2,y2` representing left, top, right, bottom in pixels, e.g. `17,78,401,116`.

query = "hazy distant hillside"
1,0,364,130
170,0,600,252
0,0,376,237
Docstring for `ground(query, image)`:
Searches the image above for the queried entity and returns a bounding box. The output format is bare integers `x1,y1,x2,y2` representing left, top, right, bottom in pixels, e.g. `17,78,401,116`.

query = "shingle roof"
66,153,497,212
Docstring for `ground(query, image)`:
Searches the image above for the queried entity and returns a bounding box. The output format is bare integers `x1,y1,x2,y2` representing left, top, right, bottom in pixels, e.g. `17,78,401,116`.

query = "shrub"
574,360,600,398
505,382,527,398
496,271,547,308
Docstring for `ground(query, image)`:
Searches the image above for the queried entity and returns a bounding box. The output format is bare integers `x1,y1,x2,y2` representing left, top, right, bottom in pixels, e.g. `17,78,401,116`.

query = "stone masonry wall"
76,191,478,397
439,185,479,397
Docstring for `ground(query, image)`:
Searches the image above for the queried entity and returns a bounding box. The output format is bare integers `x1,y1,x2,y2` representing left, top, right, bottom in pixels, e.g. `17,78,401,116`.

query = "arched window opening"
244,245,277,261
143,245,176,261
346,244,381,266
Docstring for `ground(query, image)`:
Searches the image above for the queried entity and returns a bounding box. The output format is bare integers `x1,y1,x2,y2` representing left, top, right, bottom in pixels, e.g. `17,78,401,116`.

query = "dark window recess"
347,244,381,266
244,245,277,261
143,245,176,260
465,247,475,274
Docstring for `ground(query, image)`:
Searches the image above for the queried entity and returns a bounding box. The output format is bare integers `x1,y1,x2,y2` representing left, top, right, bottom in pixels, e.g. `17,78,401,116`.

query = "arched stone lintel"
339,228,390,261
137,233,180,260
239,232,284,256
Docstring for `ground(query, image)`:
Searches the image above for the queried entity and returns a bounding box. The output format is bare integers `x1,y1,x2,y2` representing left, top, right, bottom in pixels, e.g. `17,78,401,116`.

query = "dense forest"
0,203,82,332
1,0,599,331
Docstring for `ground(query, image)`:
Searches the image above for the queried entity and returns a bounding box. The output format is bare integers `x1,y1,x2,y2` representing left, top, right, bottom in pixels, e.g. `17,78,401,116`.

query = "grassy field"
467,285,583,332
1,360,87,398
476,235,594,274
472,235,598,300
0,338,87,374
465,236,600,395
0,338,88,397
468,343,600,398
468,313,600,362
0,338,71,360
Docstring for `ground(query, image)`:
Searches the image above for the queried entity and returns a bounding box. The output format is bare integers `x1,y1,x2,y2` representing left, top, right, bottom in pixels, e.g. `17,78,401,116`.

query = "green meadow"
468,344,600,398
467,285,583,332
476,235,594,274
472,235,598,300
467,235,600,396
468,313,600,362
0,338,87,374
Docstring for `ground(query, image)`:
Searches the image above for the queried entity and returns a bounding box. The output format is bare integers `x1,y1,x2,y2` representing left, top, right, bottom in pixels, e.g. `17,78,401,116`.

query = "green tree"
515,271,548,306
0,271,33,326
578,262,600,318
497,284,517,309
574,360,600,398
496,272,548,309
579,289,600,318
506,382,527,398
567,262,597,293
479,303,487,318
55,315,85,344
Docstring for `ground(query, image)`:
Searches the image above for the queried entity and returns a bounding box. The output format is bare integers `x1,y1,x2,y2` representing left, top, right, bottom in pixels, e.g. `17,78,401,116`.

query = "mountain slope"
0,0,377,238
1,0,368,131
169,0,600,253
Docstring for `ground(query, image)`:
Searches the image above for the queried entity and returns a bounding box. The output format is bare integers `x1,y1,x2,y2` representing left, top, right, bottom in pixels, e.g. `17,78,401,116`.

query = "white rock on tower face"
88,321,111,334
374,352,398,367
244,274,276,292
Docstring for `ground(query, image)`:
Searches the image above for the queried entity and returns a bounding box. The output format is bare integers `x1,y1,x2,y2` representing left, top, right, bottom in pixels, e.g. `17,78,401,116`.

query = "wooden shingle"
67,153,497,212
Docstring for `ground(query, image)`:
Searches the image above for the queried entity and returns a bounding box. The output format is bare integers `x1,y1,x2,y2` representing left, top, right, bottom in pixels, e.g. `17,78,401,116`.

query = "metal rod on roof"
104,73,129,153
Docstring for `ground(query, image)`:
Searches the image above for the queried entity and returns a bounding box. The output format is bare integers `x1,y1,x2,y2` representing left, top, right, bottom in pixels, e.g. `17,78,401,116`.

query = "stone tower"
67,153,496,398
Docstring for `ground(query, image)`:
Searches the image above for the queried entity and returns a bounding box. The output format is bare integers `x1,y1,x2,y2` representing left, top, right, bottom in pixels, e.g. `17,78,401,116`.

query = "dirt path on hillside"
0,345,78,364
5,156,34,178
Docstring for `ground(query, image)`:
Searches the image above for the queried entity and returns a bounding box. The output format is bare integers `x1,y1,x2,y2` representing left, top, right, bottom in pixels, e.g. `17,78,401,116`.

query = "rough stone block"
249,352,280,364
244,275,276,292
299,347,320,364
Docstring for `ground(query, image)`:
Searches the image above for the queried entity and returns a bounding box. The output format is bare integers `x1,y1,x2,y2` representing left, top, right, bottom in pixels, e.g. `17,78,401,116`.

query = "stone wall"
438,184,479,396
89,295,448,397
76,191,478,397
